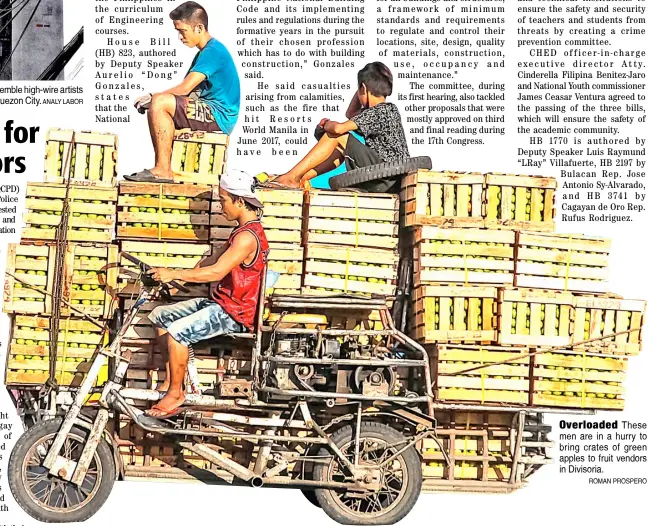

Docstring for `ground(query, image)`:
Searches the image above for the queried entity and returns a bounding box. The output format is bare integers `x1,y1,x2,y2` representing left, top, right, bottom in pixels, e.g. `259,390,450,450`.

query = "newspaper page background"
0,0,646,524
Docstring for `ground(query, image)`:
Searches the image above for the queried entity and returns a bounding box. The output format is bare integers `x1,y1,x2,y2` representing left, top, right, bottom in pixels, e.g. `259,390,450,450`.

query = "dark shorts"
344,133,381,170
314,125,381,170
173,95,222,133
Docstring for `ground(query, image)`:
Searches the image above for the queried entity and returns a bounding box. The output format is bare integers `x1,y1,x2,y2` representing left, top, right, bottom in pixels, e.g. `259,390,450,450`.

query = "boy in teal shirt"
126,2,241,182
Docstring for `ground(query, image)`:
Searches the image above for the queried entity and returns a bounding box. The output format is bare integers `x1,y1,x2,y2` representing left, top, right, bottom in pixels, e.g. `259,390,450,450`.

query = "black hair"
357,62,393,97
170,2,208,30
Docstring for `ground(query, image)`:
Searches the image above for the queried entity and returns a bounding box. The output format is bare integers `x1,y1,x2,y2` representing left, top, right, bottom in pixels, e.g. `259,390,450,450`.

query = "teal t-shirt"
189,39,240,135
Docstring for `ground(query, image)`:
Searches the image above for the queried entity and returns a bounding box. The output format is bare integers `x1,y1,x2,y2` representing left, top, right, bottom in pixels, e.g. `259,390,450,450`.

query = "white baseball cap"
220,169,263,209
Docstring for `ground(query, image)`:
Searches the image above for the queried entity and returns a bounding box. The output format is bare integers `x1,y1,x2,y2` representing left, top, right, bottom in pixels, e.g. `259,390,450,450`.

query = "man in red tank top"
145,170,269,417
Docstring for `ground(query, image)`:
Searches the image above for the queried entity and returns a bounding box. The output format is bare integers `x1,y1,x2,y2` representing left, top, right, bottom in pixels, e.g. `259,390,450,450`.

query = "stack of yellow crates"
403,169,645,412
3,129,119,387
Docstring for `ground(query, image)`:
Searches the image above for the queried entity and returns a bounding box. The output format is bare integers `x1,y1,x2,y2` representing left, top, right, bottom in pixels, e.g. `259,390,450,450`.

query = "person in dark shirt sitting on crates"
125,1,240,183
145,170,268,417
267,62,409,189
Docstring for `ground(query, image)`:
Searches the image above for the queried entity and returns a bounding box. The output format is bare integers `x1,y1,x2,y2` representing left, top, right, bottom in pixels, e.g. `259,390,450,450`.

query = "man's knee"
151,93,176,114
315,125,350,146
149,305,174,328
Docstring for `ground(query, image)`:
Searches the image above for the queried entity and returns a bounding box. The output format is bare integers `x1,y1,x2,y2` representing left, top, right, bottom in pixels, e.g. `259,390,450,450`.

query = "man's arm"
321,119,358,137
195,242,227,269
157,71,206,97
346,92,363,119
151,232,257,284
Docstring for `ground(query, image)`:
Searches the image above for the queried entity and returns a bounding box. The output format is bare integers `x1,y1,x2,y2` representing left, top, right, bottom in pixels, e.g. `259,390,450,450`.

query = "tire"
9,418,115,523
301,488,322,508
329,157,432,193
313,422,422,525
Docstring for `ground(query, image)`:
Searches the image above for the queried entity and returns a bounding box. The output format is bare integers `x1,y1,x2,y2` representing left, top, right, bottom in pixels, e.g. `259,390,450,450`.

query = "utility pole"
0,1,13,80
12,0,63,80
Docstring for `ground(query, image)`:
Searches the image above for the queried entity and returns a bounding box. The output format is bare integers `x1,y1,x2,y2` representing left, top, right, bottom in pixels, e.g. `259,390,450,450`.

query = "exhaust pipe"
251,476,264,488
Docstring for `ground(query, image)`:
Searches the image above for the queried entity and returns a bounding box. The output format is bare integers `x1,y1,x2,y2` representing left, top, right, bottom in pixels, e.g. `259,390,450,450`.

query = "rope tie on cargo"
343,248,351,293
354,193,360,247
58,319,70,381
564,235,573,292
461,230,469,285
460,413,470,478
479,347,486,404
43,130,76,396
62,318,71,362
157,184,164,241
5,272,106,330
67,193,75,227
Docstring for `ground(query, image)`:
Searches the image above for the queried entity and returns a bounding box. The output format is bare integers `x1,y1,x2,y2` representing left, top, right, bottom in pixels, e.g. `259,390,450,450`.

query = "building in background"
0,0,63,80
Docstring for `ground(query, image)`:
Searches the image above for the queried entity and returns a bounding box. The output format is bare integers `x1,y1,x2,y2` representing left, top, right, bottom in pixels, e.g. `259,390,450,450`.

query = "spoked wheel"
8,418,115,523
313,422,422,525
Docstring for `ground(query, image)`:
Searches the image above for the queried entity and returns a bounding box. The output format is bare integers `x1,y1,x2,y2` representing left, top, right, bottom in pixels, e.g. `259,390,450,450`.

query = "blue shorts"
148,298,242,346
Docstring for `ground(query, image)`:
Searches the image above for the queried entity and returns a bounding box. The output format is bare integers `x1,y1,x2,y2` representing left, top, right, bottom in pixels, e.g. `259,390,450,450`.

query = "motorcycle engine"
268,334,397,397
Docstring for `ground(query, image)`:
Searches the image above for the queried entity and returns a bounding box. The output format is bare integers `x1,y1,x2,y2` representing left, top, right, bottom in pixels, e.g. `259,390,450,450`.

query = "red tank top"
210,220,269,330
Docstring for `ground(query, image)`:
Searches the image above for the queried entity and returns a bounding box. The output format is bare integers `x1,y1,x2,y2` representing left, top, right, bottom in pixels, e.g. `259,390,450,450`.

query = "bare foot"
156,381,170,393
146,392,186,417
272,173,301,188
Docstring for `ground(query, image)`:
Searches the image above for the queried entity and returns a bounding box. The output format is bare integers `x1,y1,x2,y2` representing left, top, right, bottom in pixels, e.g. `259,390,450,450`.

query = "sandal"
145,401,187,419
123,169,174,183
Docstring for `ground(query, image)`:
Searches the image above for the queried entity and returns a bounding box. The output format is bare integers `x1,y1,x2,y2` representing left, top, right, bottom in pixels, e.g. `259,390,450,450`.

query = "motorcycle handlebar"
121,252,191,293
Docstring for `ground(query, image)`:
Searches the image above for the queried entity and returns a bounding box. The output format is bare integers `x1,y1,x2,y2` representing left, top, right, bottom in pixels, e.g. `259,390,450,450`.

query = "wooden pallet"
210,188,303,244
434,345,530,405
421,422,514,482
422,462,512,481
498,288,573,347
303,244,399,297
63,245,120,318
411,285,499,344
571,294,645,356
44,129,118,186
4,244,56,315
401,170,485,228
434,410,515,428
484,174,556,232
117,182,212,242
6,316,108,386
304,190,399,250
422,438,510,455
22,183,118,243
170,129,229,184
533,351,626,408
532,392,624,410
413,226,515,286
4,244,119,318
117,241,212,296
423,462,514,480
267,243,304,294
514,232,610,293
